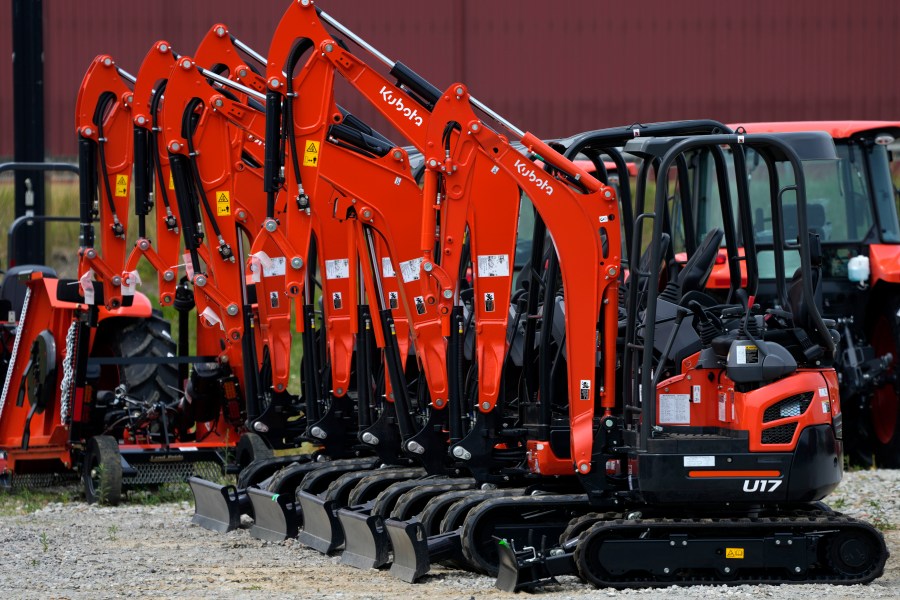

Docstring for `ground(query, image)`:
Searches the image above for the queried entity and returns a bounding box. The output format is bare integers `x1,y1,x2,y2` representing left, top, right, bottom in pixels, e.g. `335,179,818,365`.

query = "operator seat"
658,228,724,304
0,265,58,321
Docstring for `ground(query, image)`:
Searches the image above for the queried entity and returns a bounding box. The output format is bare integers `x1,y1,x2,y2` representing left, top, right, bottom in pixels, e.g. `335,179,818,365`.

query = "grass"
0,486,82,516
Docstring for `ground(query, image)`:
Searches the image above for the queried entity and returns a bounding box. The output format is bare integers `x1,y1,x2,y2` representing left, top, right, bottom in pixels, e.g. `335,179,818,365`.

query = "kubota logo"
514,160,554,196
379,86,423,127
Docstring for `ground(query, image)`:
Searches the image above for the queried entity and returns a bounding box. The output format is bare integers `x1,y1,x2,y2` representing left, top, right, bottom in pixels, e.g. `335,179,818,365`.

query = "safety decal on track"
115,175,129,197
725,548,745,559
304,140,320,167
216,190,230,216
325,258,350,280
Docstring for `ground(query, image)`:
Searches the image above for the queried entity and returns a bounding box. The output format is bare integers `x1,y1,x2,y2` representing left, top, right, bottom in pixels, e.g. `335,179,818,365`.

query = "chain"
0,286,33,420
59,320,78,423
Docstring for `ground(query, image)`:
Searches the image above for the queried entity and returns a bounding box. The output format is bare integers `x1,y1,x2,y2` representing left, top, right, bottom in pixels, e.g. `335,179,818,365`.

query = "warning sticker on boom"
216,191,231,216
325,258,350,280
580,379,591,400
303,140,320,167
115,175,129,197
168,172,175,190
477,254,510,278
382,257,396,277
399,257,422,283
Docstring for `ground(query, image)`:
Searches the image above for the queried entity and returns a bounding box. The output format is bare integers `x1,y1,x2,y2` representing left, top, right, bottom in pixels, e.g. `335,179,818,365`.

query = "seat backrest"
1,265,58,320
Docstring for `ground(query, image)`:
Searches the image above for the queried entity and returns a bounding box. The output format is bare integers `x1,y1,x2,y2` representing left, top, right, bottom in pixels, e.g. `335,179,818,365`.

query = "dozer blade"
338,505,389,569
247,487,301,542
494,539,523,592
296,490,343,554
494,539,574,592
385,518,461,583
188,476,248,533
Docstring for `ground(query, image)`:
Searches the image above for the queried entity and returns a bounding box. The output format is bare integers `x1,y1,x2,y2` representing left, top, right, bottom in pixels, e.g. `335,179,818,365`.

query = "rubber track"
573,512,889,588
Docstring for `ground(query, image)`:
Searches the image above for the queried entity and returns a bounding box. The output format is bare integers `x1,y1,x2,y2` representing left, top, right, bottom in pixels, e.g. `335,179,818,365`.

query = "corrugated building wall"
1,0,899,158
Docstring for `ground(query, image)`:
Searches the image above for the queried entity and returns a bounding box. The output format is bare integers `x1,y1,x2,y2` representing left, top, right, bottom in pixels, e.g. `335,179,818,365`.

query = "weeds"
0,487,81,517
127,483,196,506
108,524,119,540
40,531,49,552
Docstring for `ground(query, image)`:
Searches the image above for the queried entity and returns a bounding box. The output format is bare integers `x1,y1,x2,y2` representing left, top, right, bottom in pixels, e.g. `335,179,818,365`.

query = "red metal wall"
1,0,899,158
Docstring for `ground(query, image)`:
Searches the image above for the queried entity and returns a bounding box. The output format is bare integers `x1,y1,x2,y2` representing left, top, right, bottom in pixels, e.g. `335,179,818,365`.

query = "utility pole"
12,0,46,264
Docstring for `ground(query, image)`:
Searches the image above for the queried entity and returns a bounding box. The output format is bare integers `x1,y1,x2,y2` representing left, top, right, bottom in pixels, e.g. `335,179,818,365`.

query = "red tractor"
693,121,900,466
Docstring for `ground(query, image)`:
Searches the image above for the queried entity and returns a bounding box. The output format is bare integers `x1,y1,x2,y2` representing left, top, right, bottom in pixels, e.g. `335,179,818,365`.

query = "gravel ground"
0,470,897,600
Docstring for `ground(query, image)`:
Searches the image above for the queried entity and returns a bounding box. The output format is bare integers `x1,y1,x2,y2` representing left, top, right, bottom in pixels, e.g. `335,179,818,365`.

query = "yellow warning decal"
115,175,129,197
303,140,320,167
168,172,175,190
216,190,231,216
725,548,745,559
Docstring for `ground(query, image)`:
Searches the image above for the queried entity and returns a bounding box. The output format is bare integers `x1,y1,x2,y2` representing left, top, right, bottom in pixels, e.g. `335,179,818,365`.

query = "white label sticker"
325,258,350,280
692,385,702,403
818,387,828,397
399,257,423,283
718,392,727,422
659,393,691,424
476,254,510,278
382,257,396,278
683,456,715,467
263,256,286,278
599,215,609,223
735,344,758,365
822,401,831,413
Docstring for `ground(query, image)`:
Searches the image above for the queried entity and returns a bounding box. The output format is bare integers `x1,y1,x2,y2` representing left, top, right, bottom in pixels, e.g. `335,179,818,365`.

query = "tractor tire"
236,432,274,471
83,435,123,505
110,313,180,405
870,295,900,468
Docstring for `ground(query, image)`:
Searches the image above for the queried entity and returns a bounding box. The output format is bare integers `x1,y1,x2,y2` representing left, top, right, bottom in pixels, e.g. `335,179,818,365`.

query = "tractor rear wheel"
236,432,274,471
83,435,123,505
107,313,179,407
870,296,900,468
